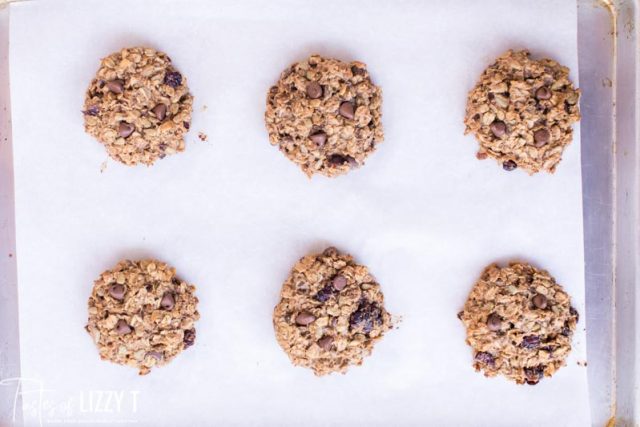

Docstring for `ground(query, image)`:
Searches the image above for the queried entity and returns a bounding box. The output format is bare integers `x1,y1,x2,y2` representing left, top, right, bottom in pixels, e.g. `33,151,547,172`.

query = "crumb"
198,132,208,142
577,360,588,367
8,253,13,258
201,105,208,112
100,160,108,173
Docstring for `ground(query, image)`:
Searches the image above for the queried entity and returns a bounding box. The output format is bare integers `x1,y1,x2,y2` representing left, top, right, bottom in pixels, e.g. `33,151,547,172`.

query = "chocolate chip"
349,301,383,334
328,154,348,165
533,128,550,147
160,292,175,310
339,101,355,119
490,121,506,137
521,335,541,350
306,82,323,99
152,104,167,121
295,311,316,326
351,66,365,75
109,284,125,300
317,336,333,351
486,313,502,331
314,285,335,302
115,319,132,335
84,105,99,116
118,122,134,138
457,311,464,320
474,351,495,367
502,160,517,171
183,329,196,348
533,293,548,309
524,365,545,385
332,275,347,291
535,86,552,100
183,121,190,130
309,131,327,146
107,80,124,94
164,71,182,88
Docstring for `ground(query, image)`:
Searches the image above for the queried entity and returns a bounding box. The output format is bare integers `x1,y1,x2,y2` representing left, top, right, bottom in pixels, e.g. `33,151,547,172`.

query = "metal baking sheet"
0,0,637,426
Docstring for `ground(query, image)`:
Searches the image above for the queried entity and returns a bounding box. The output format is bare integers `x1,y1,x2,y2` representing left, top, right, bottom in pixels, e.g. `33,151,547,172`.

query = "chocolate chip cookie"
273,247,393,375
83,47,193,166
85,259,199,375
458,262,579,385
464,50,580,174
265,55,384,177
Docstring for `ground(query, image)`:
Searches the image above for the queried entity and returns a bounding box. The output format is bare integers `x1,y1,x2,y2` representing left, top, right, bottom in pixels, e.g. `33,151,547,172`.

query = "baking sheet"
8,0,589,425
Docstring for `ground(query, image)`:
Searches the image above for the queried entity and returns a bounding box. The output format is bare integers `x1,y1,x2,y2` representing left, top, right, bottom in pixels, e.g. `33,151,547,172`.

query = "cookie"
83,47,193,166
458,262,579,385
273,247,393,375
464,50,580,174
85,259,199,375
265,55,384,177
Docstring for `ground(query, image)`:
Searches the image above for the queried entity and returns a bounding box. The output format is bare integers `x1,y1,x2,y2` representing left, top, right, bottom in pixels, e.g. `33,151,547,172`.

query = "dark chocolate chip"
351,65,365,75
474,351,495,367
533,128,550,147
457,311,464,320
160,292,175,310
486,313,502,331
115,319,132,335
338,101,355,119
183,121,190,130
118,122,135,138
349,301,383,334
535,86,552,100
306,82,323,99
152,104,167,121
521,335,541,350
295,311,316,326
570,306,579,323
317,336,334,351
502,160,517,171
109,284,125,301
107,80,124,94
323,247,339,257
183,329,196,349
164,71,182,88
309,131,327,146
533,293,548,309
490,121,507,137
332,275,347,291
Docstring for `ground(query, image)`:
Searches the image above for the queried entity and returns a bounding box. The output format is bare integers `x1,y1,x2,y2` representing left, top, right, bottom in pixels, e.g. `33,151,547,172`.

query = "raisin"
314,284,335,303
349,300,383,334
521,335,541,350
474,351,495,367
570,306,579,323
83,105,99,116
183,329,196,349
164,71,182,88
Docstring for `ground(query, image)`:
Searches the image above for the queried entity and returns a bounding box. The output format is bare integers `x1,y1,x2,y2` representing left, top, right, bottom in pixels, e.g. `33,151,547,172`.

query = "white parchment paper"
9,0,589,425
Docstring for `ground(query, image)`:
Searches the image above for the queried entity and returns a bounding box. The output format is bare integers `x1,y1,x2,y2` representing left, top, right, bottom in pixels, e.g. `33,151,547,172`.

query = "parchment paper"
8,0,589,425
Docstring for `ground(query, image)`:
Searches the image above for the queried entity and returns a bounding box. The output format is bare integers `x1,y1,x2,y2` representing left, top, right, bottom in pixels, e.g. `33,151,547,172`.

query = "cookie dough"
459,262,579,385
273,247,392,375
265,55,384,177
83,47,193,166
85,259,199,375
464,50,580,174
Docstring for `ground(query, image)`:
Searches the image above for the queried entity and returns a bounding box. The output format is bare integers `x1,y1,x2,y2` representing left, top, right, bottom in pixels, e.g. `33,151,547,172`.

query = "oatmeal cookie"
265,55,384,177
83,47,193,165
273,247,392,375
459,262,579,385
85,259,199,375
464,50,580,174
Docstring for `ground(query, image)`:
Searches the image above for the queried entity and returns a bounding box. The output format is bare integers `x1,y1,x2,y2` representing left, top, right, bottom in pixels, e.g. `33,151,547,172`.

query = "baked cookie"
273,247,392,375
265,55,384,177
459,262,579,385
83,47,193,166
464,50,580,174
86,259,199,375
